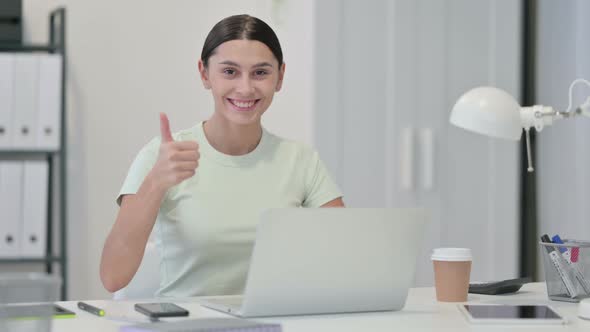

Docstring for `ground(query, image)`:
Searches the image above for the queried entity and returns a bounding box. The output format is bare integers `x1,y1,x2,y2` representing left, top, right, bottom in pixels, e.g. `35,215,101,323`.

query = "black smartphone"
134,303,189,318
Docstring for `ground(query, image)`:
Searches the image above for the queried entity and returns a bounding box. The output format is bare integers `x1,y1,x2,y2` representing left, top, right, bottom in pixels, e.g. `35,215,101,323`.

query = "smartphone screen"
134,303,189,318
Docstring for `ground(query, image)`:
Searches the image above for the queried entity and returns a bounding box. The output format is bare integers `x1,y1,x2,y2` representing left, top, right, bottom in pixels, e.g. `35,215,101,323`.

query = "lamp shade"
450,87,522,140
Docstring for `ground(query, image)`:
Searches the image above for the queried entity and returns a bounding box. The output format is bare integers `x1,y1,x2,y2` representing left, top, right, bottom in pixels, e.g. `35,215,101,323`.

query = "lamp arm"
564,78,590,115
539,96,590,119
520,106,554,132
518,79,590,173
521,79,590,130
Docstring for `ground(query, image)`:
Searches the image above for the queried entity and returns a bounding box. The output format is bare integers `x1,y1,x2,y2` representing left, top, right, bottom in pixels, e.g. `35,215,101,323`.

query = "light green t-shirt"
118,121,342,297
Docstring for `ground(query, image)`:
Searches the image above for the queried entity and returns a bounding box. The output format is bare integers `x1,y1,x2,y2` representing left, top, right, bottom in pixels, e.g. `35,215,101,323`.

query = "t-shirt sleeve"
116,137,160,206
302,148,343,207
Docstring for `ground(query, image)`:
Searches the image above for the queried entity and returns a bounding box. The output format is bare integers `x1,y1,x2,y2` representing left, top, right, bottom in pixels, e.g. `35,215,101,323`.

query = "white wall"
23,0,315,300
314,0,520,285
537,0,590,272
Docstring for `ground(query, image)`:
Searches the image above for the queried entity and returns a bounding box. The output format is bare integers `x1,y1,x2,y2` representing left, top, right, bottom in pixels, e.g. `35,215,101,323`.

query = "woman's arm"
321,197,345,207
100,113,199,293
99,173,166,292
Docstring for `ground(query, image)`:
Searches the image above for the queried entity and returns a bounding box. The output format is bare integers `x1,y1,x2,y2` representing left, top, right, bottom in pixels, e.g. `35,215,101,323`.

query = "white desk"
45,283,590,331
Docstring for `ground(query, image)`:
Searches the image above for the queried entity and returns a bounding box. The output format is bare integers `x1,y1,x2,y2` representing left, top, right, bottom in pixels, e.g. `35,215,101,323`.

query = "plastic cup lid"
431,248,472,261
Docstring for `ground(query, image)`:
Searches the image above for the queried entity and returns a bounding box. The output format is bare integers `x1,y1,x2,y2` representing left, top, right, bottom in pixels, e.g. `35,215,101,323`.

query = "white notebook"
119,318,281,332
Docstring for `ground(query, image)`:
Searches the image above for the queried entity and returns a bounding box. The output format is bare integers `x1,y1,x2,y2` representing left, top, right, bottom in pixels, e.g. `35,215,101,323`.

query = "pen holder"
539,240,590,302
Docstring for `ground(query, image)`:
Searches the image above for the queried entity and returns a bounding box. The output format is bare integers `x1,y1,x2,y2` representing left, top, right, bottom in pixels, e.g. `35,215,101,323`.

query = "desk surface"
40,283,590,331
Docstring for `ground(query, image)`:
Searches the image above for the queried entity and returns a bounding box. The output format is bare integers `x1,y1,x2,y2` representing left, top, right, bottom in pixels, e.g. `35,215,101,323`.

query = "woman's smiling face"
199,39,285,126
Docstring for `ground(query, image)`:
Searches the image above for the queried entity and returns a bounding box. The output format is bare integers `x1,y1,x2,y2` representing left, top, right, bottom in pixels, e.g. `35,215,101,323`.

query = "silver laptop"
200,208,428,317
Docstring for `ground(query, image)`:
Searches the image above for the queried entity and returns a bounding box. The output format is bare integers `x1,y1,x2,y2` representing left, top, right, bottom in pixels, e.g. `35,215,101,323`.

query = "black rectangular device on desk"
134,303,189,318
469,277,531,295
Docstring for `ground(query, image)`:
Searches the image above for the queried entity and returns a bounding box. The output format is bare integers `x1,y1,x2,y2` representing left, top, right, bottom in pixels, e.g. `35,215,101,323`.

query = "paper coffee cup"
431,248,472,302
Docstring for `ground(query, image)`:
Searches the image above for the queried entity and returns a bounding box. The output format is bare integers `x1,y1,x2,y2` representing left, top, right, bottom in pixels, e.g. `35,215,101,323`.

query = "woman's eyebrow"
218,60,274,68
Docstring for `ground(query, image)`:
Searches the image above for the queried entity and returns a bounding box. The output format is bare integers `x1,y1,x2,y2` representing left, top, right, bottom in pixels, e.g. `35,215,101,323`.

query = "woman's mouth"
227,98,260,112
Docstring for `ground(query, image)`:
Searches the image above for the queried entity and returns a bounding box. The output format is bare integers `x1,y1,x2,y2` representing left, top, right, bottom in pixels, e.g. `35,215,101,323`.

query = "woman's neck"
203,115,263,156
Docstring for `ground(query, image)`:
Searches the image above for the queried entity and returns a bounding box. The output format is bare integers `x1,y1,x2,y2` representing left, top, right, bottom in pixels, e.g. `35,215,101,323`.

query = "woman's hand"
149,112,200,191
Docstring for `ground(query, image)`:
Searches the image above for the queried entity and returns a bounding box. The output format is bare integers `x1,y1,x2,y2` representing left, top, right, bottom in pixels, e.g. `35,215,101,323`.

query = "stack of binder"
0,52,60,259
0,52,62,151
0,159,49,258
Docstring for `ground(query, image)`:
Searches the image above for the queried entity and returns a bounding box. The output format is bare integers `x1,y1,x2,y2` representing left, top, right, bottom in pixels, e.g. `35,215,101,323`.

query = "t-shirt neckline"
194,121,269,167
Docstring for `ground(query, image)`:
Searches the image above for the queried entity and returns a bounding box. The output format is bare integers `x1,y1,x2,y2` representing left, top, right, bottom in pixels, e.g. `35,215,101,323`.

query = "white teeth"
231,99,256,108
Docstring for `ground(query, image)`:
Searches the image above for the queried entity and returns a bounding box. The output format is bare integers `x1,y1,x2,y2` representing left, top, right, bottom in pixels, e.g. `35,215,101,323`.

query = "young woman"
100,14,344,297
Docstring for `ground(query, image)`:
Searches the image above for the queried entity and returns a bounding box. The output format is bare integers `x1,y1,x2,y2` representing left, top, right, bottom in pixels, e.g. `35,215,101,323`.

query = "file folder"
13,54,39,149
0,161,23,258
20,159,48,257
0,0,22,18
36,54,62,150
0,22,22,43
0,53,15,149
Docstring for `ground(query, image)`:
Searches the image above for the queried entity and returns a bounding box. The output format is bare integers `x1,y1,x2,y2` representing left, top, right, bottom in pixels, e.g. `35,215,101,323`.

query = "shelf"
0,257,63,264
0,44,59,52
0,7,68,300
0,150,61,156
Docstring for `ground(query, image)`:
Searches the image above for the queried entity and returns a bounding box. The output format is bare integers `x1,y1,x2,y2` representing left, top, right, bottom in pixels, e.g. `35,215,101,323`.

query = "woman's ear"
275,62,286,92
198,59,211,89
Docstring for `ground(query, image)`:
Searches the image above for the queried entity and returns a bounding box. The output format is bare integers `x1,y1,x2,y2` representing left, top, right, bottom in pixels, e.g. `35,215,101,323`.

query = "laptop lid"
239,208,429,317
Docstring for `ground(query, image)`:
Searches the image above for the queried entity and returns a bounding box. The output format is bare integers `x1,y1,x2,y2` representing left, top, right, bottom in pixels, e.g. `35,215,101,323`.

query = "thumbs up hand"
150,113,200,191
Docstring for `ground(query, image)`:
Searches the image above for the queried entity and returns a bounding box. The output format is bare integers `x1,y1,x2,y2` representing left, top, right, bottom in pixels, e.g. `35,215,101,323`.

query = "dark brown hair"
201,14,283,68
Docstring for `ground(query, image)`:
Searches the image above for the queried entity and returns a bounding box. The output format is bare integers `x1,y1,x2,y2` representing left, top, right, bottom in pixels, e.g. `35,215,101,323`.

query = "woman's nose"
236,77,255,95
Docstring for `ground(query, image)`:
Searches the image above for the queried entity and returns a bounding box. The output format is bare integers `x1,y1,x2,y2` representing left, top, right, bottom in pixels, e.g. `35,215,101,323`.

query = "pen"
78,302,105,317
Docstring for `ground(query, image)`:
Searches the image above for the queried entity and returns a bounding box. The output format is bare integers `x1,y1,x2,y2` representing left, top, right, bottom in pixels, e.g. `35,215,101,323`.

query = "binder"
36,54,62,150
0,22,22,43
0,53,15,148
12,54,39,149
0,0,22,43
20,159,48,257
0,161,23,258
0,0,22,18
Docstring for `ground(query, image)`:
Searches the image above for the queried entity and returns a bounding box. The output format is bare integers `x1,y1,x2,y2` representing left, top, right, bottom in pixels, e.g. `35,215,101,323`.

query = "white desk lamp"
450,79,590,172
